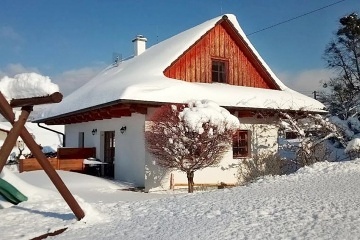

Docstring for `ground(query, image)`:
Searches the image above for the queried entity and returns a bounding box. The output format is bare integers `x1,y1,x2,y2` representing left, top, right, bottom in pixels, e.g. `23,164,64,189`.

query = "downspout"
37,123,66,147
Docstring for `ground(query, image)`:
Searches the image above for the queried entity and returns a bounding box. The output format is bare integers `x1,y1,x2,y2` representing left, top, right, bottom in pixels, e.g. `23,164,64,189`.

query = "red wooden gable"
164,16,280,89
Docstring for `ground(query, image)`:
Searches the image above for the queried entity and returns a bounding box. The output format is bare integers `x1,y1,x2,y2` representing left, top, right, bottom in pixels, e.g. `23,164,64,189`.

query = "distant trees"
145,100,240,193
322,13,360,119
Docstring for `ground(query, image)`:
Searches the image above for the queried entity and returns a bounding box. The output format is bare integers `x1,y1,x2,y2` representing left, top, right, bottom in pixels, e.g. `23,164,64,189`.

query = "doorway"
103,131,115,178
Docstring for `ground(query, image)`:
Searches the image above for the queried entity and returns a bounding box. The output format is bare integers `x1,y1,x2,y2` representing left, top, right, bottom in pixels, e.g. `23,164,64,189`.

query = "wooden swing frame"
0,91,84,220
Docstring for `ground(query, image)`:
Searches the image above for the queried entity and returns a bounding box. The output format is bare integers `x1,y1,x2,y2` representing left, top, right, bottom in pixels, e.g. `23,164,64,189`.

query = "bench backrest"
57,147,96,159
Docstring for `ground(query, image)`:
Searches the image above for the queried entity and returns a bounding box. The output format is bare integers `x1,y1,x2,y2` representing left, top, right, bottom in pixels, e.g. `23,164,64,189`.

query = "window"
78,132,84,148
233,130,250,158
212,59,227,83
285,131,298,139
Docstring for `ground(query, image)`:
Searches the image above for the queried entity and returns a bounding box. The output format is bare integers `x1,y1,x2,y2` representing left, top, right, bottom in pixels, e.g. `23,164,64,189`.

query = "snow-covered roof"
40,14,325,120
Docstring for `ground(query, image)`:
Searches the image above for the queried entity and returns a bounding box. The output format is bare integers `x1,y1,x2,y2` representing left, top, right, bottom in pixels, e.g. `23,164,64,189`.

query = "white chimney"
132,35,147,56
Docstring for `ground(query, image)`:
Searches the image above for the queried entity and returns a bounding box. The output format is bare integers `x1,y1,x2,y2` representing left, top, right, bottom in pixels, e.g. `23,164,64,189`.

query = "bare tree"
145,100,239,193
322,13,360,119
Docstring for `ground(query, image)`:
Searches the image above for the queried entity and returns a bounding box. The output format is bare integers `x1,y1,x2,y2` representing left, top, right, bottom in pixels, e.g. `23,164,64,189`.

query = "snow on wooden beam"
10,92,63,108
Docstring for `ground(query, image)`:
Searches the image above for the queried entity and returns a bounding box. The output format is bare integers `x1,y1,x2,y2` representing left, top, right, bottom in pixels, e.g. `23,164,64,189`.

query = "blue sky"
0,0,359,96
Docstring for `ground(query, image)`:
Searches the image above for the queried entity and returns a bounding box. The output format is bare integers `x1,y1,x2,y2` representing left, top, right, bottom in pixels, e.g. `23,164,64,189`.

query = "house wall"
0,122,63,160
64,108,279,191
65,113,146,186
164,23,277,89
144,108,170,190
144,107,279,192
239,117,279,155
169,117,279,189
0,131,7,144
0,130,8,155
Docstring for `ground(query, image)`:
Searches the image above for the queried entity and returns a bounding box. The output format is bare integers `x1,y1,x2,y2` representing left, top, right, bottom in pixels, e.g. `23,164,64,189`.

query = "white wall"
65,114,146,186
0,131,8,152
239,117,279,155
64,110,280,191
114,114,146,186
144,107,171,191
144,113,279,192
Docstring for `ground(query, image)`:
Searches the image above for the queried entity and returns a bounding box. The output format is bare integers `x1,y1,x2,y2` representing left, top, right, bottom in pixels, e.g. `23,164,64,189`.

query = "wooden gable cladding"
164,17,279,90
44,103,149,125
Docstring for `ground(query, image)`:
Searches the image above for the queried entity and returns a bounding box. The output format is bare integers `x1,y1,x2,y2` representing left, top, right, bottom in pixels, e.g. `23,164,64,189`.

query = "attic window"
212,59,228,83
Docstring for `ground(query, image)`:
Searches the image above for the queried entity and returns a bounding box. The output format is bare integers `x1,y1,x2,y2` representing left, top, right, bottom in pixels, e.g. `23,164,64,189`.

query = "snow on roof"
0,73,59,100
40,14,325,120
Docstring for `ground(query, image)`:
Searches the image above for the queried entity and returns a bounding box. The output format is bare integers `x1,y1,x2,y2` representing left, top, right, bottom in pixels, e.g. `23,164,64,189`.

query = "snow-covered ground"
1,72,359,239
1,160,360,239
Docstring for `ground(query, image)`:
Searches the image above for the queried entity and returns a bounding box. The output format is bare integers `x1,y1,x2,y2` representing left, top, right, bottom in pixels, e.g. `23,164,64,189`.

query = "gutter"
37,123,66,147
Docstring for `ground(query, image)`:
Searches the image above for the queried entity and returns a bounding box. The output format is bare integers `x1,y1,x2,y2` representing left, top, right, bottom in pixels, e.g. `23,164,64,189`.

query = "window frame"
211,58,228,83
232,130,251,158
78,132,84,148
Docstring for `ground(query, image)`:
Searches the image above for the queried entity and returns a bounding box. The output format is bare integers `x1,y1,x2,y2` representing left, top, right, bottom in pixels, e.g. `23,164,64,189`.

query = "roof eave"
34,98,327,124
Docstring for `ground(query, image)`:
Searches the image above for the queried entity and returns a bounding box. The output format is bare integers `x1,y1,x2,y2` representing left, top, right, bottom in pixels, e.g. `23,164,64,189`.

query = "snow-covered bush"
345,138,360,159
279,113,344,167
327,116,360,159
145,100,240,193
329,116,360,142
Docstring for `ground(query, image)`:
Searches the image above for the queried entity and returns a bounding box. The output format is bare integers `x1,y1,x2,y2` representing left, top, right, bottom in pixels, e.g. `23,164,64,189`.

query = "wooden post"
0,92,85,220
169,173,174,190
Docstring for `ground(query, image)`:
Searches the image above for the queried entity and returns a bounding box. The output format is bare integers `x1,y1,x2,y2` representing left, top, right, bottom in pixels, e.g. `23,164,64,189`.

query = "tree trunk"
187,171,194,193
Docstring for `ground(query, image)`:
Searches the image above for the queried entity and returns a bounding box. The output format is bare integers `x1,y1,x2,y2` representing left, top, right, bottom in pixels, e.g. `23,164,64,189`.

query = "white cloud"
276,68,335,96
0,63,40,79
52,66,103,96
0,26,23,42
0,64,103,96
0,26,24,52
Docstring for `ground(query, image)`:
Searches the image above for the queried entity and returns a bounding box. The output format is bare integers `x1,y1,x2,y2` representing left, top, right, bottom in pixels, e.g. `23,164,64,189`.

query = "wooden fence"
19,147,96,173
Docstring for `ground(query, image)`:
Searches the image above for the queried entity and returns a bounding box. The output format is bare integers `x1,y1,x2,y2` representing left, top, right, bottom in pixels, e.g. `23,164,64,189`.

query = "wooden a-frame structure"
0,91,84,220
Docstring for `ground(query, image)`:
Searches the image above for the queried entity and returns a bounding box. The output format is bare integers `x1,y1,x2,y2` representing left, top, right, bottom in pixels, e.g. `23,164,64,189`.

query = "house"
0,118,64,160
0,123,10,147
35,14,325,191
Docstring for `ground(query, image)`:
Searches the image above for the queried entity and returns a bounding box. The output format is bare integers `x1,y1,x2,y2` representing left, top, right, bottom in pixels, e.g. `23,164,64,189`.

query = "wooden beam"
42,102,152,125
0,92,84,220
130,105,148,115
238,110,254,118
10,92,63,108
98,110,112,119
109,108,132,117
0,108,30,173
